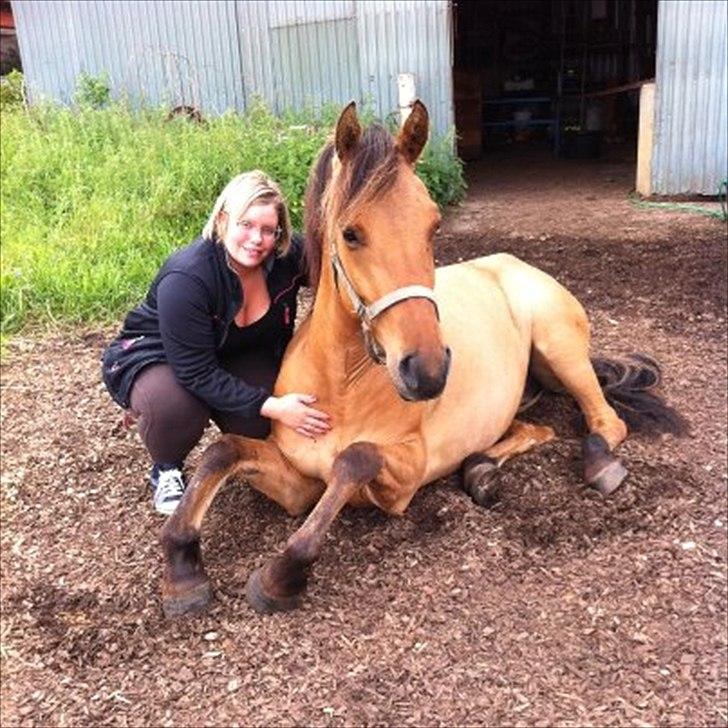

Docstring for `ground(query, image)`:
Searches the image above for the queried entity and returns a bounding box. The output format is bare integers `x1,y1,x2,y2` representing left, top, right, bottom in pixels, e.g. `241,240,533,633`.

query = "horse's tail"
591,353,689,436
517,375,544,413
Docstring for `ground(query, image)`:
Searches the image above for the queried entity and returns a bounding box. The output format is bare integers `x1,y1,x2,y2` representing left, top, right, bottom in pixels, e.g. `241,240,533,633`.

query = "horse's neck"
307,263,372,387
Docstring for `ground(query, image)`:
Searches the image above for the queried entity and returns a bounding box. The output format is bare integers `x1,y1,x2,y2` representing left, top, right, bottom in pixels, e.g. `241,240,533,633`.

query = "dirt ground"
1,145,727,727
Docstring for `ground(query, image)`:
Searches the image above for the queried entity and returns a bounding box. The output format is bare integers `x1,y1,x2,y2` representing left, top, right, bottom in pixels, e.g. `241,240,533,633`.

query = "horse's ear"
335,101,362,163
397,100,429,165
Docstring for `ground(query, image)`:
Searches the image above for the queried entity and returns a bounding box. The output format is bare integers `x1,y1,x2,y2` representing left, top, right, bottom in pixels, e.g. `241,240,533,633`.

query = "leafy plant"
0,69,25,111
1,87,466,334
74,72,111,109
419,131,467,207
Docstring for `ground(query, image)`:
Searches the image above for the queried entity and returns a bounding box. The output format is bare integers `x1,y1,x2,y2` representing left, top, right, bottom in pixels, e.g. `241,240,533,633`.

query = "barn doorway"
451,0,658,168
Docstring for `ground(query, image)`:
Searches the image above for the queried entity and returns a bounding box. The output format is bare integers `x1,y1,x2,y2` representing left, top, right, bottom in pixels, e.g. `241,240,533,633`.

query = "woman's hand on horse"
261,394,332,437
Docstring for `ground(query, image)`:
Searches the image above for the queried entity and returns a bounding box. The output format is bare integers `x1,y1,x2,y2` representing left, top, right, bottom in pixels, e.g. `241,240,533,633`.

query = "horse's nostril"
398,348,450,400
399,353,417,389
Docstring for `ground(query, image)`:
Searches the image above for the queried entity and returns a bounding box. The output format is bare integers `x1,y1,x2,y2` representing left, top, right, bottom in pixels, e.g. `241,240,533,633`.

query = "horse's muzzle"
396,346,451,401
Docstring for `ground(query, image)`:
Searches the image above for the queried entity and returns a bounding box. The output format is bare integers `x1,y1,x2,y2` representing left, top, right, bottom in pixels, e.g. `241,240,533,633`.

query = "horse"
159,100,685,617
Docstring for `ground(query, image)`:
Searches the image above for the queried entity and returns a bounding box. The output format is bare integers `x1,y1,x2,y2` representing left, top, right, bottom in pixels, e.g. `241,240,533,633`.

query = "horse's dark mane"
303,124,400,292
303,144,335,292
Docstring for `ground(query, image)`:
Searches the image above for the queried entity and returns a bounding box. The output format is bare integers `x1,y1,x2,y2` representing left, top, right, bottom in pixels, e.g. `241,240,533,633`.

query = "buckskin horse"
160,101,684,617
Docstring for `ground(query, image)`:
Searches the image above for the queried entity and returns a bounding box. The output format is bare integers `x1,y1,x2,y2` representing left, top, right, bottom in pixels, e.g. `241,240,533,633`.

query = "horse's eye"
342,228,360,248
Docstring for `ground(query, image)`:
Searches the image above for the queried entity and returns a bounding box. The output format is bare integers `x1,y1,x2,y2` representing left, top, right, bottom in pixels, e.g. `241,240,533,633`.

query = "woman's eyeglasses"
236,219,281,241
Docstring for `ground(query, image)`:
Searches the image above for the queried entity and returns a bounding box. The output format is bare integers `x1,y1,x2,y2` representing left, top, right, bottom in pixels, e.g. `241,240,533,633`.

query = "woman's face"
220,201,279,271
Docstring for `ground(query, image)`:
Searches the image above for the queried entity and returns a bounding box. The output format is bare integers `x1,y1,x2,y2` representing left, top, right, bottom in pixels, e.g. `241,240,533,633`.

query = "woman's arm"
157,272,269,416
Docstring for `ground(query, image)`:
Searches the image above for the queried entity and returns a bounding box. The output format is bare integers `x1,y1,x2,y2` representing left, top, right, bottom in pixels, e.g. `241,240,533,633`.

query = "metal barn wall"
11,0,454,136
356,1,453,138
11,1,245,111
652,0,728,195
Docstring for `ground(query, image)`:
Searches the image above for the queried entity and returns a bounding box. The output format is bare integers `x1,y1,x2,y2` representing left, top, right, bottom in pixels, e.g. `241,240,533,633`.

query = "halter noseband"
329,240,439,365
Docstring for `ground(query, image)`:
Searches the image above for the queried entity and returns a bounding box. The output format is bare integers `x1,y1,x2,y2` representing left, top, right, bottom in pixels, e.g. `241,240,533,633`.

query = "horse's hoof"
162,580,213,618
245,567,302,615
586,458,628,496
582,433,628,496
461,453,501,508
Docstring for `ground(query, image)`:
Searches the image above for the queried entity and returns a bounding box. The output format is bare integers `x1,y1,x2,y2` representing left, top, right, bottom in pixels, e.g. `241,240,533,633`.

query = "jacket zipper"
275,273,303,329
272,273,304,305
219,272,302,347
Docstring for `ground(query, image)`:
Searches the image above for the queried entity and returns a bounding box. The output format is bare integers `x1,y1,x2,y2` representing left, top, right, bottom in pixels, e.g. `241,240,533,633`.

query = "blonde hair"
202,170,293,256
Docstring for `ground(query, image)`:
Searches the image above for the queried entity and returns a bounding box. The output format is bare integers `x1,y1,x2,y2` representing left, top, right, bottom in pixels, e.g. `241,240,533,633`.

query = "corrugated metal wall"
357,1,453,138
652,0,728,195
12,1,245,111
11,0,454,136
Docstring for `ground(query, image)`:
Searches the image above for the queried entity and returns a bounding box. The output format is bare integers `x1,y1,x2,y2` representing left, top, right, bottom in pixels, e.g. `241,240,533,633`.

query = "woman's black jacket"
102,234,306,415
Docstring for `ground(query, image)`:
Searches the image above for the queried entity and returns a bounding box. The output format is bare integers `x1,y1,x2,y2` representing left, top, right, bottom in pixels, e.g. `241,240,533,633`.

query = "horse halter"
329,239,439,365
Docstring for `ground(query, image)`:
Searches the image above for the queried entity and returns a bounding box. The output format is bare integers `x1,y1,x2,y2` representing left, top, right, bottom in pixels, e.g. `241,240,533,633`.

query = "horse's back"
461,253,588,329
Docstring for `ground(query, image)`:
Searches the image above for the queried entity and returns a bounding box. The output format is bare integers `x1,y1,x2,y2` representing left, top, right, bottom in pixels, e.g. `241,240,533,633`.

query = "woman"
102,171,331,515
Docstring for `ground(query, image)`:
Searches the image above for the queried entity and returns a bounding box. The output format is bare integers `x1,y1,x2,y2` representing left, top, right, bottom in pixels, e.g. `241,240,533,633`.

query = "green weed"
74,71,111,109
0,69,25,111
1,86,466,334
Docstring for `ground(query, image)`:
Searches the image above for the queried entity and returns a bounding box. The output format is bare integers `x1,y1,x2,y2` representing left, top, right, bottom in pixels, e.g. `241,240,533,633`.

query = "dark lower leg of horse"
460,453,501,507
533,355,630,494
576,354,685,496
160,527,213,618
576,402,629,496
582,432,628,496
461,421,556,508
245,481,360,614
246,442,383,614
160,437,243,618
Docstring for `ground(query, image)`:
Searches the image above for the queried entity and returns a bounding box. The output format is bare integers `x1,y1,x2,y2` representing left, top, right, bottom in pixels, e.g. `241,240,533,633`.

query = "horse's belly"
421,261,531,481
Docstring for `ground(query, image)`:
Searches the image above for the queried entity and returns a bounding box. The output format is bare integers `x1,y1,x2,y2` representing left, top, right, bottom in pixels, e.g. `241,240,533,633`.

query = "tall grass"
1,91,465,334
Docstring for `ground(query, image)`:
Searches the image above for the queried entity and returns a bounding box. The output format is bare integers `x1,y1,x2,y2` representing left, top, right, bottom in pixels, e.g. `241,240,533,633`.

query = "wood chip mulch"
1,189,726,727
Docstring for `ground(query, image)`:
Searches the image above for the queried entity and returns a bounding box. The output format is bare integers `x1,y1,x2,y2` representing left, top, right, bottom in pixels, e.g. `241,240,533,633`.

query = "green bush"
0,84,466,334
0,69,25,111
417,129,467,210
73,71,111,109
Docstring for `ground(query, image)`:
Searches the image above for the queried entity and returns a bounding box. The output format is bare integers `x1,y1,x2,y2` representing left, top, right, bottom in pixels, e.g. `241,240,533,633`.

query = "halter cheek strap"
330,243,439,365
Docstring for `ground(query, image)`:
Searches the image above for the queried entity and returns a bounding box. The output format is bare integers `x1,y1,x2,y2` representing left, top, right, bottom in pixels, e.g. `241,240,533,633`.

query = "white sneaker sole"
154,499,181,516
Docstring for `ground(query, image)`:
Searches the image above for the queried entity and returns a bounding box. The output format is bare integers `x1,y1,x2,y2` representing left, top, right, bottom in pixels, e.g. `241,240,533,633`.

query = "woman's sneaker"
149,463,187,516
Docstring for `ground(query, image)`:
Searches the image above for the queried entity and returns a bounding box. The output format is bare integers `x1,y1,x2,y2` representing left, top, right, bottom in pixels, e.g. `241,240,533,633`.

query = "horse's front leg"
160,435,324,618
246,440,425,614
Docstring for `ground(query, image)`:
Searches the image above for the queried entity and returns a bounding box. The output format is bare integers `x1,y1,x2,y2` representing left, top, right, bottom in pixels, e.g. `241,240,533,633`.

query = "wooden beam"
636,82,655,197
585,78,655,98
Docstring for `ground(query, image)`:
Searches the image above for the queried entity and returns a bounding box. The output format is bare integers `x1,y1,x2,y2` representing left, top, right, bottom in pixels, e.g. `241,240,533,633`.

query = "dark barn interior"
452,0,659,162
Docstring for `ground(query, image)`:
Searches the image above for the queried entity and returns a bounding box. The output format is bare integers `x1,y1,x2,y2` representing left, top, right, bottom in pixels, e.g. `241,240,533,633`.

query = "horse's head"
307,101,451,401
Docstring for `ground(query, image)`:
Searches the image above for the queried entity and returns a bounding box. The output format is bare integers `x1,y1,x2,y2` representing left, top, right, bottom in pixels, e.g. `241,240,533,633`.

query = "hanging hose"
629,185,727,221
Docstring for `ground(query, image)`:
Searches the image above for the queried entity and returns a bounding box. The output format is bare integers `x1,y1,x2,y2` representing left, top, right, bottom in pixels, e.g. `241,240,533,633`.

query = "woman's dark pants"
128,352,277,466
